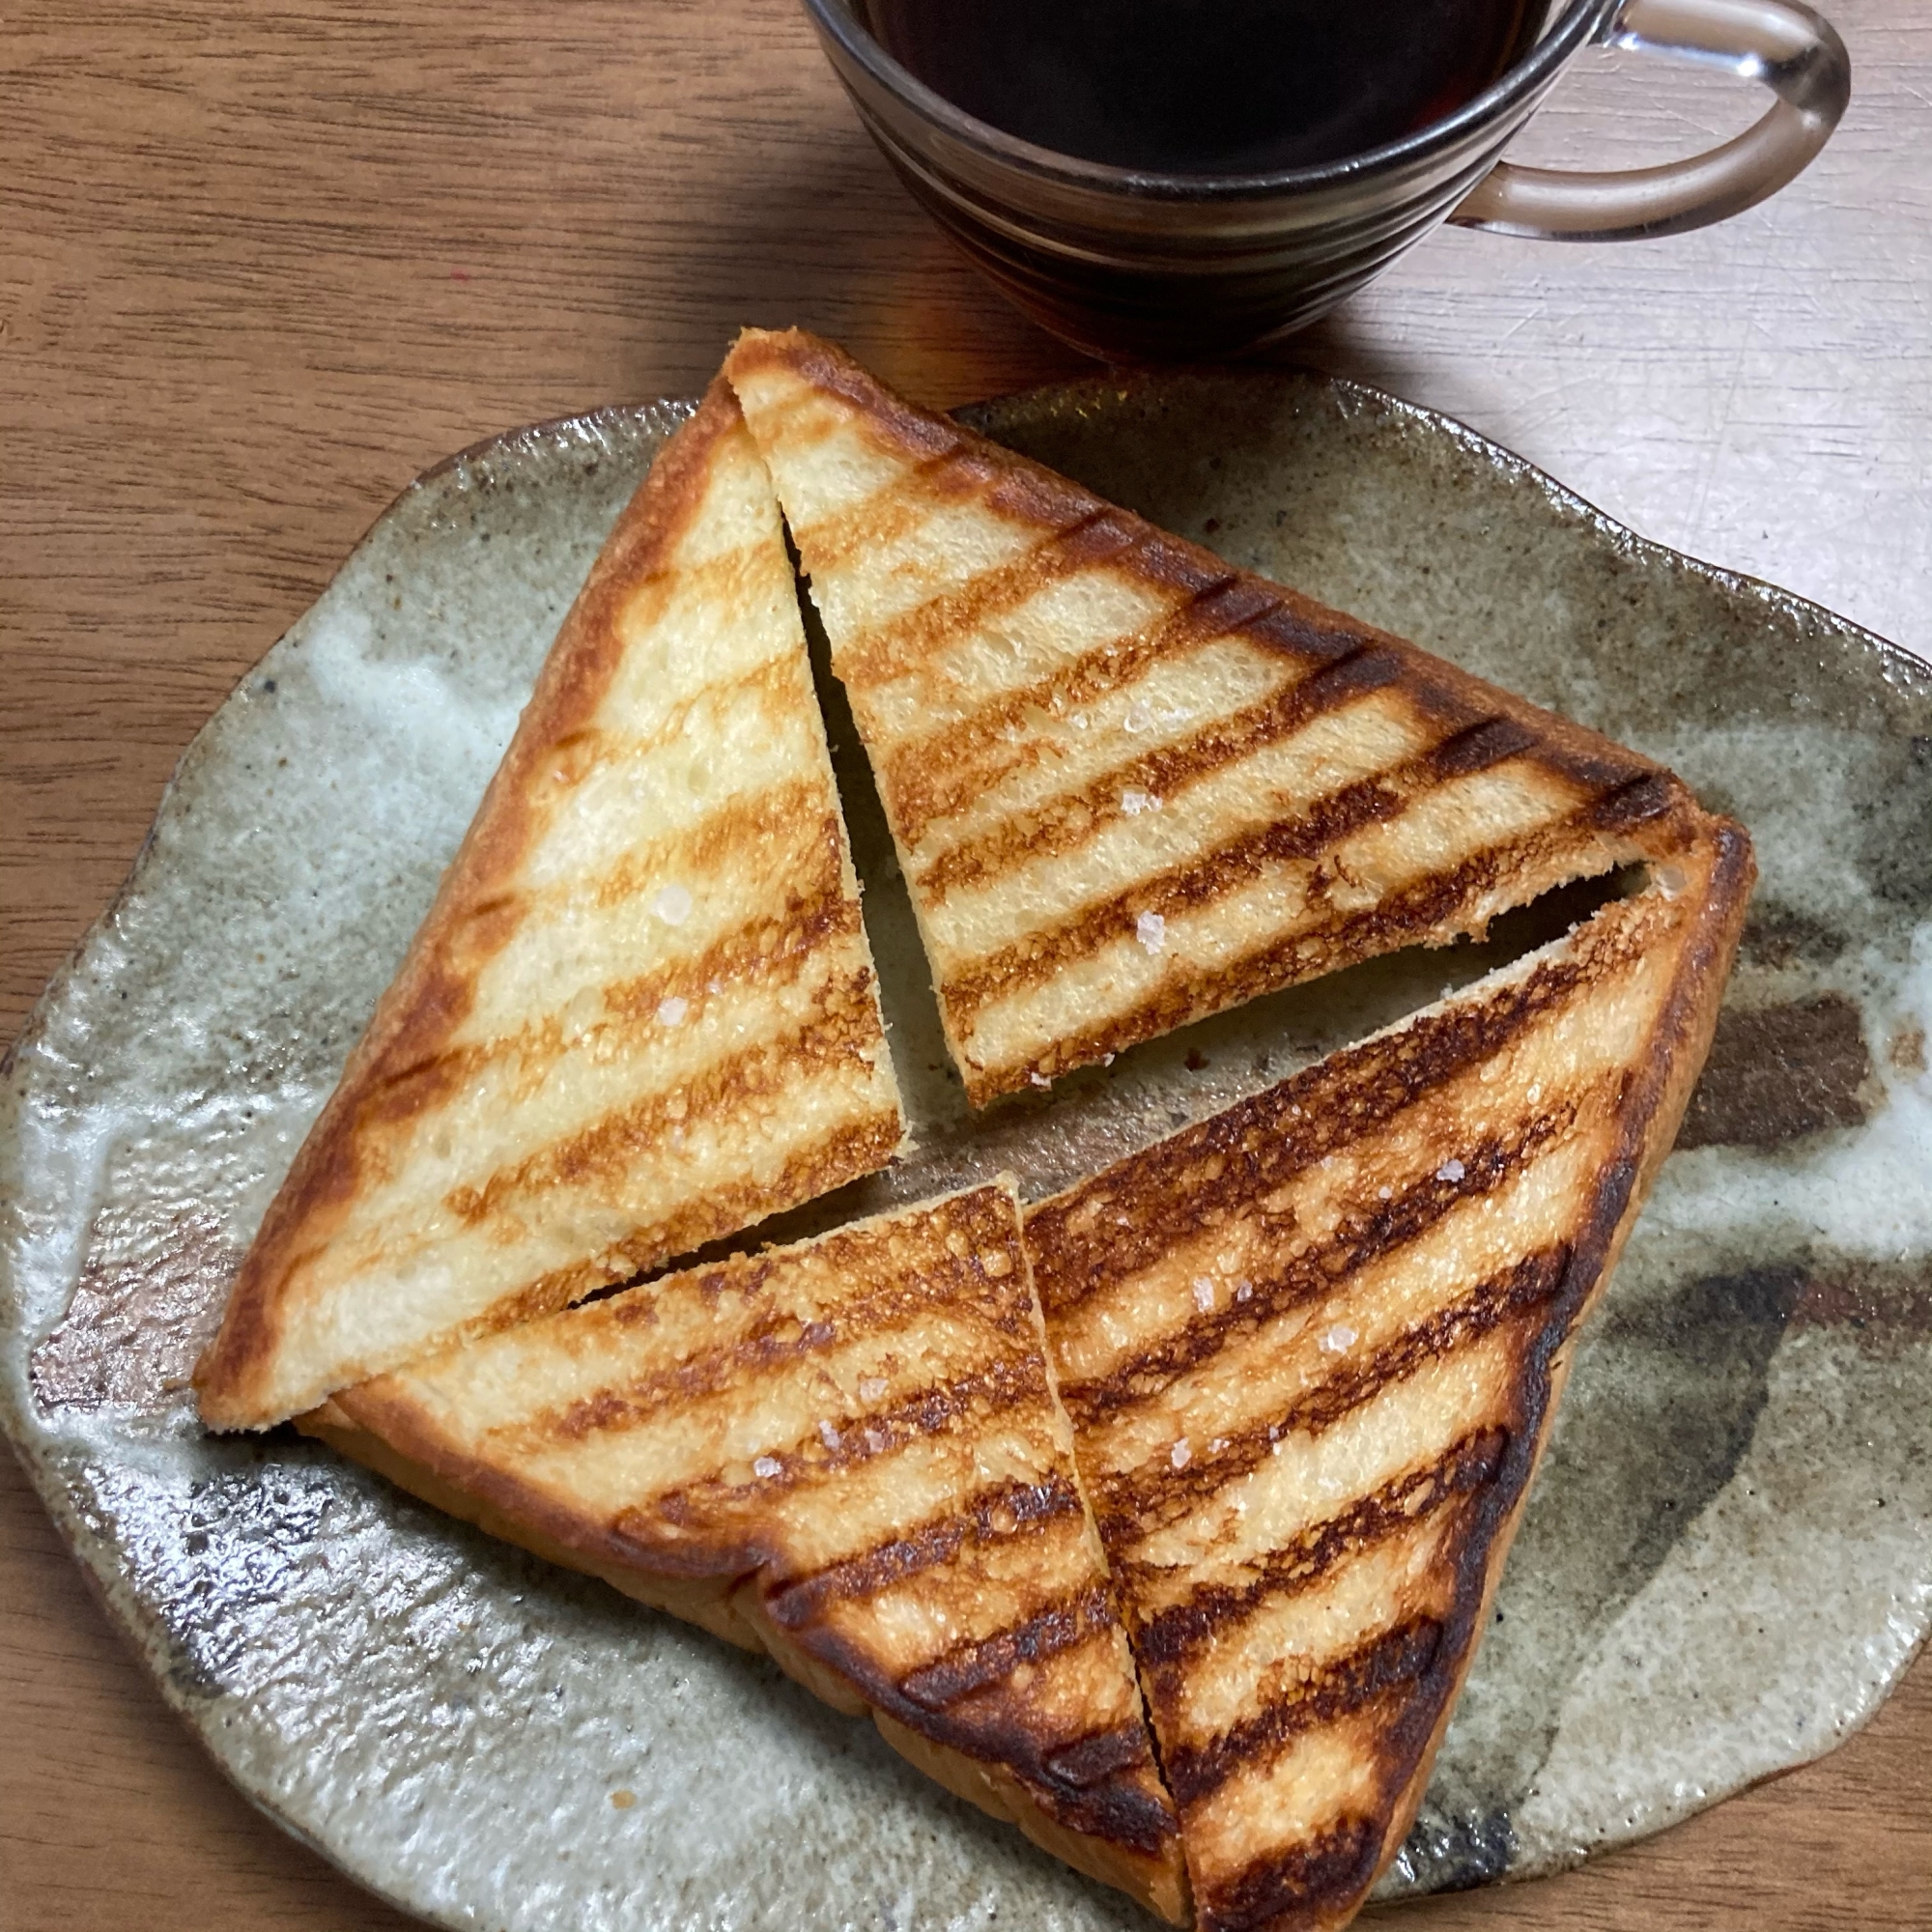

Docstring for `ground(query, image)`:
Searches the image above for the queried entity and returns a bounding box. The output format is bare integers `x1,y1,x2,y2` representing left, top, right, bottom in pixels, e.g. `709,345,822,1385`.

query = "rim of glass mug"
802,0,1849,242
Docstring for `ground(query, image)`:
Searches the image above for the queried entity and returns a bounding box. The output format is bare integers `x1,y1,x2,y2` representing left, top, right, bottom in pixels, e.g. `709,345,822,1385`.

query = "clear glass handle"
1450,0,1850,240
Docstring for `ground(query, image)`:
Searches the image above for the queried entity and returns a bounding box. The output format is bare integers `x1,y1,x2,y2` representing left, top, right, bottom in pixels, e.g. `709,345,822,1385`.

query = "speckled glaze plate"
4,370,1930,1931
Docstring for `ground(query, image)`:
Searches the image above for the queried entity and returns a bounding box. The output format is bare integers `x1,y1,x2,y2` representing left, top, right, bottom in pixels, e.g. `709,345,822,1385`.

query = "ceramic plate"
4,370,1929,1931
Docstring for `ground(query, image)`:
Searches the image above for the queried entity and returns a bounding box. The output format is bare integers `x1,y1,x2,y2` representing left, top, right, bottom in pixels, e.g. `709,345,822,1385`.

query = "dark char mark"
764,1474,1084,1627
1092,1249,1567,1543
1204,1813,1382,1932
644,1352,1053,1529
901,1583,1116,1711
1163,1616,1444,1807
1130,1429,1510,1670
1027,911,1635,1305
1061,1113,1576,1434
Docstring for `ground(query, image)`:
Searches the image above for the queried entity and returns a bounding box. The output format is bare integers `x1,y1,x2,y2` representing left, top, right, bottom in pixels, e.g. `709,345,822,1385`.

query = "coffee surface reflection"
864,0,1540,174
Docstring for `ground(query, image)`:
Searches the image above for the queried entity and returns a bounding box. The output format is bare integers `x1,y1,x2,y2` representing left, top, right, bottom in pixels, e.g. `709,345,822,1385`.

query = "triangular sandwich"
725,328,1708,1108
198,383,903,1431
1026,816,1751,1932
300,1181,1188,1922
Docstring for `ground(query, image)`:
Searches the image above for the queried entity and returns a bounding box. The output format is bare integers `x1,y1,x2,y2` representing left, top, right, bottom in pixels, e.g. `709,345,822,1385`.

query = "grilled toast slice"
724,328,1709,1108
198,382,903,1431
301,1181,1188,1922
1027,816,1752,1932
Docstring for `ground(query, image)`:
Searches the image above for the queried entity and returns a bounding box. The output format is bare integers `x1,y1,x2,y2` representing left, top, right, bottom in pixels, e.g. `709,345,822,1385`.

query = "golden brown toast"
301,1182,1188,1921
198,383,903,1431
1027,816,1752,1932
724,328,1708,1108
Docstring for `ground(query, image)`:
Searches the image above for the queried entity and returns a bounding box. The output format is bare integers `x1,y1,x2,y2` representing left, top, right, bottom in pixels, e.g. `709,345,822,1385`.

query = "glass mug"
799,0,1851,359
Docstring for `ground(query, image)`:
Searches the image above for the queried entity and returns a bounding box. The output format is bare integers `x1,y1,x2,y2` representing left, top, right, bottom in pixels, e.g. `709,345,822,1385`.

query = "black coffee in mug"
863,0,1540,174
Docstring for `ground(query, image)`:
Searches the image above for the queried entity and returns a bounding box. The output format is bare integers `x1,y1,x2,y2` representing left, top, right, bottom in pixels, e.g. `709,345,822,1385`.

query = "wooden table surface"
3,3,1928,1927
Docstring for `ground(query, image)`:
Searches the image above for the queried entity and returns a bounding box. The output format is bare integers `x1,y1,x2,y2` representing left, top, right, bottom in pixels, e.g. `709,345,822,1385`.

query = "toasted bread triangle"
300,1181,1189,1922
197,383,904,1431
1025,814,1751,1932
724,328,1710,1108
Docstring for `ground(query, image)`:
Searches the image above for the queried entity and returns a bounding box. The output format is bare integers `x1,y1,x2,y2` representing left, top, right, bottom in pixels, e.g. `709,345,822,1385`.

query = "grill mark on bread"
1162,1616,1444,1807
793,441,1014,576
1060,1121,1577,1429
378,847,859,1116
1028,923,1639,1307
639,1351,1056,1522
381,1110,908,1349
794,423,1203,640
1044,1722,1170,1791
579,651,813,783
582,781,834,912
954,817,1645,1096
876,573,1287,845
1089,1250,1569,1542
836,505,1138,696
442,973,886,1224
911,647,1420,906
600,864,860,1018
511,1255,1030,1452
765,1474,1087,1626
1429,715,1538,779
1206,1814,1383,1932
923,755,1399,925
1127,1429,1510,1669
582,1110,903,1294
597,1200,1024,1339
938,781,1401,1023
938,770,1617,1029
900,1582,1119,1710
1590,770,1681,833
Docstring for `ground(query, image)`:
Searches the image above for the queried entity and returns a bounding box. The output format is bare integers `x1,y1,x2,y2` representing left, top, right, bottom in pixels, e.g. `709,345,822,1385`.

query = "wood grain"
1,2,1926,1927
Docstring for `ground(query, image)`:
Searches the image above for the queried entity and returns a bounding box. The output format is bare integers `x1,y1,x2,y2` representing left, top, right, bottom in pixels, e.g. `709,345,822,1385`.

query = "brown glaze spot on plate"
1676,994,1877,1150
1790,1261,1932,1350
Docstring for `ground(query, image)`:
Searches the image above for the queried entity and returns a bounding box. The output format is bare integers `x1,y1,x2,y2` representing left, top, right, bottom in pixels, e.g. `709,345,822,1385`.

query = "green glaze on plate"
3,370,1928,1929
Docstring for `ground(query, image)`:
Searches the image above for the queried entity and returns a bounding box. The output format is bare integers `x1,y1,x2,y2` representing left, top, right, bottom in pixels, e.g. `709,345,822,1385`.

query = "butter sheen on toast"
725,328,1709,1108
1027,817,1752,1932
197,384,903,1431
303,1183,1188,1922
